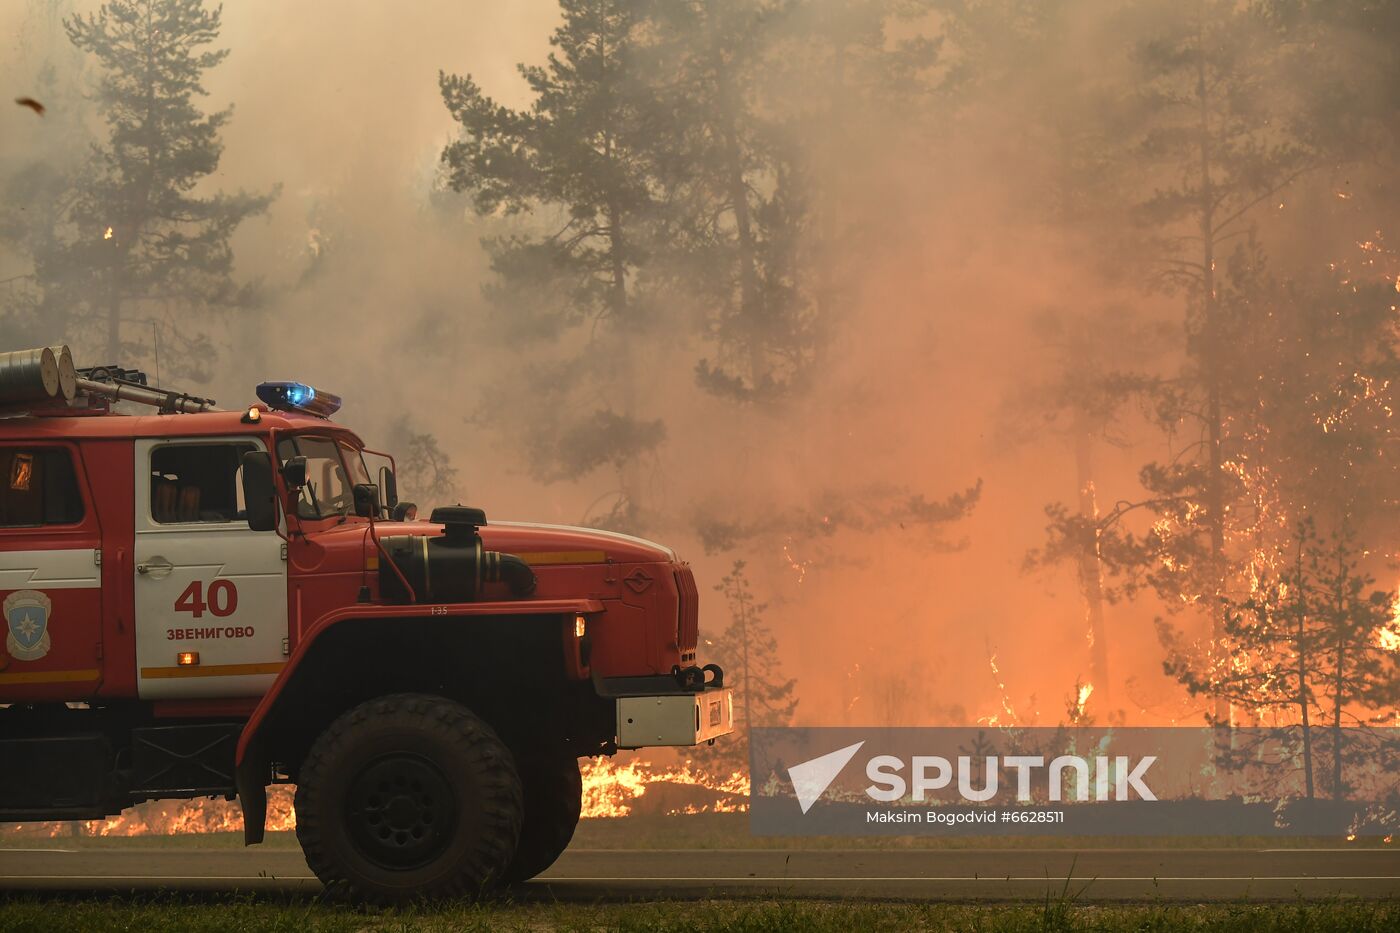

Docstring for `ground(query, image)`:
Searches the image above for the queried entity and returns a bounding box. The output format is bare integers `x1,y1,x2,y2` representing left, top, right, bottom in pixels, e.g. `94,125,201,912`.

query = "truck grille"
675,565,699,661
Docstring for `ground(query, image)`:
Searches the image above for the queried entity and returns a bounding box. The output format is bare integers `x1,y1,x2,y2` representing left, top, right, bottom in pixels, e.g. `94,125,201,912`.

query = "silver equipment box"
617,687,734,748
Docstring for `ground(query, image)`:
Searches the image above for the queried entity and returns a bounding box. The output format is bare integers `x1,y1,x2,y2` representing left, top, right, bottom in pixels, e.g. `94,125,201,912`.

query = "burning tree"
1018,305,1172,708
1010,0,1400,738
1030,0,1328,725
1109,0,1309,706
32,0,276,375
1160,520,1400,799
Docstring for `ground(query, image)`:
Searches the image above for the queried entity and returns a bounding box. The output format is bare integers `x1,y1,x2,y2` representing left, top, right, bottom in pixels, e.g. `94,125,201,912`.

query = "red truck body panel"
0,406,697,711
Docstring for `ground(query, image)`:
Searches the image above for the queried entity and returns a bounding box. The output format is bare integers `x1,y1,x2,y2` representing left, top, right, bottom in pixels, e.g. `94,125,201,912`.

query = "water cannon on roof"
77,363,218,413
0,344,219,415
0,345,344,419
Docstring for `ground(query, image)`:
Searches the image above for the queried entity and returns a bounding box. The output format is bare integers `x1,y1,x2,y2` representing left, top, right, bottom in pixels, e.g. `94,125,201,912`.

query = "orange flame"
5,759,752,836
1074,681,1094,718
580,757,749,818
7,788,297,838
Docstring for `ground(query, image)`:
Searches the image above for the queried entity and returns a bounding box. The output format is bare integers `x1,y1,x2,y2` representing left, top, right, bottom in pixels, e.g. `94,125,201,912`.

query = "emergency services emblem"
5,590,52,661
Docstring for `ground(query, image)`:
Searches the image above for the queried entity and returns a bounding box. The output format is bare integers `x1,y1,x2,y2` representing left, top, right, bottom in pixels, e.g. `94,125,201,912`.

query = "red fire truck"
0,346,731,902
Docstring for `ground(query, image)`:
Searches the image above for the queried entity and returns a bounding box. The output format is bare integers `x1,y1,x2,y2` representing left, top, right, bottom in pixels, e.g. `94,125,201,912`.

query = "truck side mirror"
353,483,380,518
241,451,277,532
379,466,398,509
281,455,307,489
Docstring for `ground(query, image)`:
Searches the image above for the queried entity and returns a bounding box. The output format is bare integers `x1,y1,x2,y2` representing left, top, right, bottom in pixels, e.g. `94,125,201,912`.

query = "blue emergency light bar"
255,381,342,418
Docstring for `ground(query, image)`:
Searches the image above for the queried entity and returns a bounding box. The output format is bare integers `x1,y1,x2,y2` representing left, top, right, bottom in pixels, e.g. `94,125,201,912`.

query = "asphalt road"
1,847,1398,901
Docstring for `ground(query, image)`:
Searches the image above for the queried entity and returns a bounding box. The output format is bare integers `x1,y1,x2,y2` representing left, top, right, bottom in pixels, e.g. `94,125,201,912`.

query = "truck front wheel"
504,748,582,882
294,693,523,903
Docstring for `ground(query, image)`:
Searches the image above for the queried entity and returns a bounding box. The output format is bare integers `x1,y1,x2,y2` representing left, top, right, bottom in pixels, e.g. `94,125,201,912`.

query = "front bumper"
616,685,734,749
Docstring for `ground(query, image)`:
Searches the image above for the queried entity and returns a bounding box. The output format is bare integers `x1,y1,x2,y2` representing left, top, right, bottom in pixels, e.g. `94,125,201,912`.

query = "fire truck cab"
0,346,732,902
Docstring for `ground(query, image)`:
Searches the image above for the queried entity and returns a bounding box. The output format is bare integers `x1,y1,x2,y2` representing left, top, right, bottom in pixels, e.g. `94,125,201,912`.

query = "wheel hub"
346,754,457,870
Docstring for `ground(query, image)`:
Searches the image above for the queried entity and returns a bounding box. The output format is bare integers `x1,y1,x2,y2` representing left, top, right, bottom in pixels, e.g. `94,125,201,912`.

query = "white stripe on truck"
0,548,100,590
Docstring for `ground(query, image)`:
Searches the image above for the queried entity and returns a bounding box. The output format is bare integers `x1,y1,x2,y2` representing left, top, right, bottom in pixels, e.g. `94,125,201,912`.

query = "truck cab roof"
0,407,363,445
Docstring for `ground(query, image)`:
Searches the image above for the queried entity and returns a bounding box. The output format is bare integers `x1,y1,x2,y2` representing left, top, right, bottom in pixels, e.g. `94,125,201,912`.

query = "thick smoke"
1,0,1395,732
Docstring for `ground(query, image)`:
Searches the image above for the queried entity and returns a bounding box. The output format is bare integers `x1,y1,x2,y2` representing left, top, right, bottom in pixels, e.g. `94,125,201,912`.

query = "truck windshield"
276,435,371,520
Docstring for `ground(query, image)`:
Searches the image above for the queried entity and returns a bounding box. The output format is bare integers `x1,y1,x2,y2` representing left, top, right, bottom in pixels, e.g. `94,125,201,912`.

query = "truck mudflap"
616,685,734,749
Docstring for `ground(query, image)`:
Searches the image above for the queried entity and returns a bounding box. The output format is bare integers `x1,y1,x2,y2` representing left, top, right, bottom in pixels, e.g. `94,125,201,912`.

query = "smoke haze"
2,0,1396,733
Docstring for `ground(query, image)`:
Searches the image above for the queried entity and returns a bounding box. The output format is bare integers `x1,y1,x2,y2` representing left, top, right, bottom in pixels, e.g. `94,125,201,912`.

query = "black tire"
294,693,522,903
504,749,582,882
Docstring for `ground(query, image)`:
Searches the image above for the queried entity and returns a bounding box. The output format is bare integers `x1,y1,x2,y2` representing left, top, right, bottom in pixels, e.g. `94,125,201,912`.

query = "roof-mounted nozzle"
0,344,218,415
78,365,217,413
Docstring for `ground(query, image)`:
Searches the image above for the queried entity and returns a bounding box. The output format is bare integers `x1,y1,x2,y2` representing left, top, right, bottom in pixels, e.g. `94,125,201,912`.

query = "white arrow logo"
787,741,865,814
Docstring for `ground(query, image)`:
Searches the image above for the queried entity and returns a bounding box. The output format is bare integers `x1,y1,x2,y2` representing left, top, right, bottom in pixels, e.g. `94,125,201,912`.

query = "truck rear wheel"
294,693,522,903
504,749,582,882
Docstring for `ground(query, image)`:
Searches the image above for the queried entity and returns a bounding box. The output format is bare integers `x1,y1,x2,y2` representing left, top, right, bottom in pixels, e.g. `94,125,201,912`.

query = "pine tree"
694,560,797,778
1128,0,1307,660
440,0,668,531
707,560,797,731
650,0,822,401
1036,0,1316,724
45,0,275,374
1160,520,1399,799
765,0,945,373
0,0,92,346
1018,305,1171,707
391,427,461,509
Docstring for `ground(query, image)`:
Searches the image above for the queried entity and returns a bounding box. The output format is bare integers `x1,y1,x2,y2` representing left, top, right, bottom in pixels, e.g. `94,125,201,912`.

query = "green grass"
2,813,1390,850
0,896,1396,932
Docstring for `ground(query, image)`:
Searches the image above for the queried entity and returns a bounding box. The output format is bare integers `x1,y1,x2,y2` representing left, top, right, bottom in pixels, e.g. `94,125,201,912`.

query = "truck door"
0,443,103,698
133,437,288,699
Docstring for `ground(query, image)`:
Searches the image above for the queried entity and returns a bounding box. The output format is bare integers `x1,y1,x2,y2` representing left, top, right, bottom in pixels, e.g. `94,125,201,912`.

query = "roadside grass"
2,813,1390,850
0,895,1397,933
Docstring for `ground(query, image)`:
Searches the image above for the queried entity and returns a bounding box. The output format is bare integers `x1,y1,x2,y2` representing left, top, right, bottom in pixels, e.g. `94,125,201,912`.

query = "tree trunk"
809,24,847,375
1073,424,1110,704
1296,601,1314,799
1195,46,1231,728
1332,639,1345,801
717,65,766,393
603,126,642,530
105,289,121,363
736,578,753,732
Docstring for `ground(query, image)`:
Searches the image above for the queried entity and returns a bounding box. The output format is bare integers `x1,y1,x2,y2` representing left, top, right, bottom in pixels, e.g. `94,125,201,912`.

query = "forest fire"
1074,682,1094,718
2,0,1400,916
4,788,297,838
1380,588,1400,652
579,758,748,818
1,759,750,837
